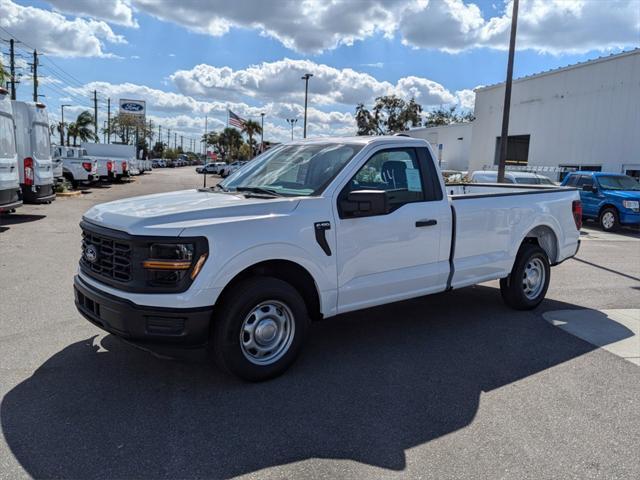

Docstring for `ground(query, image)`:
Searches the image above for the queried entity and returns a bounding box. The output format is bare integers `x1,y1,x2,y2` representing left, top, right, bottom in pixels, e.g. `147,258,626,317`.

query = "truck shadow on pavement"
1,286,635,479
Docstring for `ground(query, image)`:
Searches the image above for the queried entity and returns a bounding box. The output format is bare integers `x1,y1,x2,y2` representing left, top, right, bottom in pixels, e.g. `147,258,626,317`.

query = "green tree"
0,58,6,88
424,106,475,126
355,95,423,135
241,119,262,158
67,111,97,146
238,142,252,160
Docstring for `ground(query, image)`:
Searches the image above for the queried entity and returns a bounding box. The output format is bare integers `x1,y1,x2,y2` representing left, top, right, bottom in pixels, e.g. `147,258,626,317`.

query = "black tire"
212,276,310,381
499,243,551,310
599,207,619,232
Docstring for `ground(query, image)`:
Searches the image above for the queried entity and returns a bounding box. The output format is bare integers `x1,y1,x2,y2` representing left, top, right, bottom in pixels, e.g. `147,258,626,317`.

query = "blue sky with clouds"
1,0,638,143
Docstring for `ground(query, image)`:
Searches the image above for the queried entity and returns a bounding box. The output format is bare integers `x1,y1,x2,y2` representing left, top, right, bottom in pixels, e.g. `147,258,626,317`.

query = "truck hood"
83,189,300,235
601,189,640,201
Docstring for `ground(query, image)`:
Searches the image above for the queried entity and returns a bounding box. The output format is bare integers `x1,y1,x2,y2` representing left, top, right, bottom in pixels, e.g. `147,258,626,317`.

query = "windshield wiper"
235,186,283,197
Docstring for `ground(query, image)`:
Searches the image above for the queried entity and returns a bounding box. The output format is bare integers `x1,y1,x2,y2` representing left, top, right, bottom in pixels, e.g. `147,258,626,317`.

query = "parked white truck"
83,143,133,180
12,100,55,203
0,88,22,213
74,136,581,381
52,146,98,187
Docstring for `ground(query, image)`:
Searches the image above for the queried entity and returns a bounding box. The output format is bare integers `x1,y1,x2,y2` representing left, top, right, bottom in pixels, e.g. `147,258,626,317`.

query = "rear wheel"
212,276,310,381
599,207,619,232
500,243,550,310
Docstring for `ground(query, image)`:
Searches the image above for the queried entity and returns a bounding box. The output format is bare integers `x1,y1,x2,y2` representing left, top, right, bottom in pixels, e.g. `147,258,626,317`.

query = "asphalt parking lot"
1,167,639,479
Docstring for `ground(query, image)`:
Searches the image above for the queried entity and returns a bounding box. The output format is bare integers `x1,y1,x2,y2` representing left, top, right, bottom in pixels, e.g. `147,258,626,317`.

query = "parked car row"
151,155,200,168
0,88,153,215
197,160,248,177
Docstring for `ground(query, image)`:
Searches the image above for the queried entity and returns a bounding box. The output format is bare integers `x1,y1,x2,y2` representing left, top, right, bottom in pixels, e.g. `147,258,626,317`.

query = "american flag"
228,110,246,129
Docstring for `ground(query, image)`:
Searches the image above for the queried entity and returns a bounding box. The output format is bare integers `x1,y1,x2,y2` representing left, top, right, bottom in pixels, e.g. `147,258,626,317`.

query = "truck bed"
444,183,581,290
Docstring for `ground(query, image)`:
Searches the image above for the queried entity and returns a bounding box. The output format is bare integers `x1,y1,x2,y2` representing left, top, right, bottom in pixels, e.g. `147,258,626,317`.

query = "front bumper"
74,275,213,350
619,210,640,226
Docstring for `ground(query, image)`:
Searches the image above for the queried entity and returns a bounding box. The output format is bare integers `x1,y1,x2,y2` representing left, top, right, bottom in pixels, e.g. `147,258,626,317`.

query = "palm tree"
0,58,6,88
72,110,97,144
67,122,77,146
219,127,243,161
241,120,262,158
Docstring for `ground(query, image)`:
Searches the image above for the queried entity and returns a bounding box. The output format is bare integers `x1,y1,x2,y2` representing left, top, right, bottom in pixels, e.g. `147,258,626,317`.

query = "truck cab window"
575,175,593,188
343,148,425,211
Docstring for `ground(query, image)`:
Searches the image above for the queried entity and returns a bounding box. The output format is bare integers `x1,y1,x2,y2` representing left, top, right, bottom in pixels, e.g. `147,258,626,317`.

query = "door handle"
415,219,437,227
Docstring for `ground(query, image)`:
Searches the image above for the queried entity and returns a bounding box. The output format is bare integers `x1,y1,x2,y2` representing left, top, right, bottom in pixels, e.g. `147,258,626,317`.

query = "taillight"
82,162,92,172
107,161,113,172
122,161,127,171
24,157,34,186
572,200,583,230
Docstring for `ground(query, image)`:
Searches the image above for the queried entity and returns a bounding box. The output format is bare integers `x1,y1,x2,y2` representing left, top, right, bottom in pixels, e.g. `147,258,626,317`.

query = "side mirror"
340,190,389,218
582,184,596,193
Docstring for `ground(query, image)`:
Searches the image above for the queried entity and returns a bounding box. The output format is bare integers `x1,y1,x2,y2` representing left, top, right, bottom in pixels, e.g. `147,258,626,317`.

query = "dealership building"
409,49,640,180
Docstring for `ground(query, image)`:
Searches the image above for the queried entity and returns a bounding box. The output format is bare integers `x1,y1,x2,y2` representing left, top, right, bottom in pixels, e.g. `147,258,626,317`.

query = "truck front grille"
81,228,132,283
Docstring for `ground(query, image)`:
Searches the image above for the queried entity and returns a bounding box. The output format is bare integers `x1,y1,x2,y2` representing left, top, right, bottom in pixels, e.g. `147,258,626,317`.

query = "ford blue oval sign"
121,102,143,112
119,99,146,116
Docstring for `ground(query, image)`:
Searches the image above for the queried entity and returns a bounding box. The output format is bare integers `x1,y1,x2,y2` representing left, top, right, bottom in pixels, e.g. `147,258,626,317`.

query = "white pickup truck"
74,136,581,381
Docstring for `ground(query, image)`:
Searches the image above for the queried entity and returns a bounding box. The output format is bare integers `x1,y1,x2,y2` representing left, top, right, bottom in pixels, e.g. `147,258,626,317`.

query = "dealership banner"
119,99,146,116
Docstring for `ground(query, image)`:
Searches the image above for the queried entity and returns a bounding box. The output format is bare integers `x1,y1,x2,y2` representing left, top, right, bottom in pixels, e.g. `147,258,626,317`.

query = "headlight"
143,243,201,286
622,200,639,211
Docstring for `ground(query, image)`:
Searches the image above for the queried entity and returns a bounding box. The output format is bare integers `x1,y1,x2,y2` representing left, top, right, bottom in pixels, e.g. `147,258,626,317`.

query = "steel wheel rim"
522,257,546,300
240,300,295,366
602,212,615,229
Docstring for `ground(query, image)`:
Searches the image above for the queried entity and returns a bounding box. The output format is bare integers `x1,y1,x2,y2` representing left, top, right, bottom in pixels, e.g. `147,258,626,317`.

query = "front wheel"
500,243,550,310
599,207,619,232
212,276,310,381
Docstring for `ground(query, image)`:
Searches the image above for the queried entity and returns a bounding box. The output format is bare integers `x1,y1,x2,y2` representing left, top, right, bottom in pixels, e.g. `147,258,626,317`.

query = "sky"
1,0,639,145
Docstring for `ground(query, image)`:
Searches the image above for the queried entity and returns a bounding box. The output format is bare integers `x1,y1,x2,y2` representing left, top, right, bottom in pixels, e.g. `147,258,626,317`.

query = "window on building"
494,135,530,166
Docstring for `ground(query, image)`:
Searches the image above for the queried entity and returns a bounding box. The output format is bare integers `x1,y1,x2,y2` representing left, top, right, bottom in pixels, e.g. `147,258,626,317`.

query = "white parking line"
543,309,640,365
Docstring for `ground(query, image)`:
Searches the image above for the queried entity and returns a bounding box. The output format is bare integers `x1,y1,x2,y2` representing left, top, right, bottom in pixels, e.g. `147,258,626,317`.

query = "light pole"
301,73,313,138
286,118,297,141
60,104,71,146
260,112,265,153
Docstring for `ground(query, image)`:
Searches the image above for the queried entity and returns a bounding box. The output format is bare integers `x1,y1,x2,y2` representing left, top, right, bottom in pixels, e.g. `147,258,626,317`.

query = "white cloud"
0,0,126,58
171,59,459,108
45,0,138,27
129,0,639,55
400,0,640,54
455,88,477,110
131,0,403,54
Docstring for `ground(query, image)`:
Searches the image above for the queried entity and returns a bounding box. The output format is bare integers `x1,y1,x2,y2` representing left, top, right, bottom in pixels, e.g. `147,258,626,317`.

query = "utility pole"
301,73,313,138
107,98,111,144
174,132,177,150
180,135,183,151
93,90,98,142
159,125,163,158
60,104,71,146
497,0,519,183
31,50,38,102
9,39,16,100
260,112,265,153
167,128,171,148
103,121,107,143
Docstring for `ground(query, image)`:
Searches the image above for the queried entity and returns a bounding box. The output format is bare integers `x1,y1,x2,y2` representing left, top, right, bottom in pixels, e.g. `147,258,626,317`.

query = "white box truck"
12,100,55,203
0,88,22,212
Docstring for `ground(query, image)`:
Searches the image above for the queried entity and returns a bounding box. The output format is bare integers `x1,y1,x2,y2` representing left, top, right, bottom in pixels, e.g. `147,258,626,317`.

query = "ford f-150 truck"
74,136,581,381
561,171,640,231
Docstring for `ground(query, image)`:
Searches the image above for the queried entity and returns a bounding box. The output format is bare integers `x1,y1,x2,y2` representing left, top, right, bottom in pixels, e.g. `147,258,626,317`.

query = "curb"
55,190,83,198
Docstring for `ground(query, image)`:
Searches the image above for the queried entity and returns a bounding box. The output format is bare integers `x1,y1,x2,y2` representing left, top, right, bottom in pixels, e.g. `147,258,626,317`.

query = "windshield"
33,123,51,158
597,175,640,191
221,143,363,197
0,115,16,158
515,177,539,185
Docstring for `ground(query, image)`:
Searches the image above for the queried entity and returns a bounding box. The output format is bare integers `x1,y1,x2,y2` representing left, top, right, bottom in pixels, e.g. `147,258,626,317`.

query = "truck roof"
569,171,626,177
287,135,429,146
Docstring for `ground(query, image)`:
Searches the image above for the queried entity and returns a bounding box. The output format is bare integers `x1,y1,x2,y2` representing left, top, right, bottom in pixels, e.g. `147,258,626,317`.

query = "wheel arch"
521,224,560,265
216,259,323,321
598,203,618,217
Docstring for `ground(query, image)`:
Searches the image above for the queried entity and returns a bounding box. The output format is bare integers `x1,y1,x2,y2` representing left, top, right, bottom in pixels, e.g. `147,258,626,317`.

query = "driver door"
334,146,451,314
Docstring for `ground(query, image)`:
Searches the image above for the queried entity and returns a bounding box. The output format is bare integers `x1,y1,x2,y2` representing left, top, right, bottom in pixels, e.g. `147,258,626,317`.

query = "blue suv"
561,172,640,231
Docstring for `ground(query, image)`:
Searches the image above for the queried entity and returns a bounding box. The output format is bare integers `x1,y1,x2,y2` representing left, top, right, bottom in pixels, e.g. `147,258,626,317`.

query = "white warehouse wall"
469,50,640,177
407,123,473,171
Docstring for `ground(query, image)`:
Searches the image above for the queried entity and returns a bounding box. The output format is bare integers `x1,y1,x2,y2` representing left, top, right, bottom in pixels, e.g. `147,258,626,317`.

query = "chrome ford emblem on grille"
84,244,98,264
